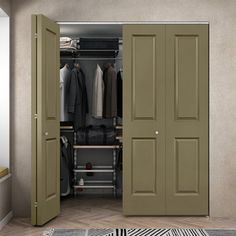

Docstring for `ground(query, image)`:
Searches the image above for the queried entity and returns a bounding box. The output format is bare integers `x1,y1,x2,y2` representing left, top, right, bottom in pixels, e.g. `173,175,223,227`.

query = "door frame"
31,21,210,224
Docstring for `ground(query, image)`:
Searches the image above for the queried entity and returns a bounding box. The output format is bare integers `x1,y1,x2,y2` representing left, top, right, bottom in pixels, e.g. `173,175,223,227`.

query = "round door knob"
155,131,159,135
45,132,49,136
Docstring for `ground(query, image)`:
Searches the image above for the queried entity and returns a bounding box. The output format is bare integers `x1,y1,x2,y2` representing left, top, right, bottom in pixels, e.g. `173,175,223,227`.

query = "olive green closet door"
165,25,209,215
123,25,166,215
31,14,60,225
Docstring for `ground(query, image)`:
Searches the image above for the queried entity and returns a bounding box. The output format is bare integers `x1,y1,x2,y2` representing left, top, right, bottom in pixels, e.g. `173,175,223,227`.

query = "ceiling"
59,23,122,38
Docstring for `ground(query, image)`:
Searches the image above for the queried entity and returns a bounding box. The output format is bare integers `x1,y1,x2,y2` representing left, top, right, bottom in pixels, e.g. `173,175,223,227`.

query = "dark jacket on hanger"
117,71,123,118
68,68,88,131
103,65,117,118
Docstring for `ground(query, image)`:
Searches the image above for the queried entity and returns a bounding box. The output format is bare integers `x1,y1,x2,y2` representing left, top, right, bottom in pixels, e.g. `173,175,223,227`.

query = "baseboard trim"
0,211,13,231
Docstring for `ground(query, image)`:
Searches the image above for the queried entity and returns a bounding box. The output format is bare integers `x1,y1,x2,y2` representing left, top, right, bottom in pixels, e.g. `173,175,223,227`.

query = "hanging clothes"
92,64,104,119
60,136,72,196
117,70,123,118
68,66,88,131
60,64,72,122
103,64,117,118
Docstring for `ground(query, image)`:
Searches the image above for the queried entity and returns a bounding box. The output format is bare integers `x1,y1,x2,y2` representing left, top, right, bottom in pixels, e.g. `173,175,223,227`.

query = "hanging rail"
61,49,120,52
61,38,123,44
61,57,122,61
60,126,74,130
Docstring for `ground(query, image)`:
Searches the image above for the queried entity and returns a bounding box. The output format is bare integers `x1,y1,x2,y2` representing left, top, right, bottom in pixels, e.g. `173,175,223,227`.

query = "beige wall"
9,0,236,217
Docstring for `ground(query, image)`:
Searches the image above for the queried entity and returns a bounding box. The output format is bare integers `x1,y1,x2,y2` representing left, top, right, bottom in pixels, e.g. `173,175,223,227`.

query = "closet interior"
59,24,123,199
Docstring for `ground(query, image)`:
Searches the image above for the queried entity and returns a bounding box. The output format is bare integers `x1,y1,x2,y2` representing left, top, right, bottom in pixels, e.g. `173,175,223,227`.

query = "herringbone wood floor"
1,196,236,236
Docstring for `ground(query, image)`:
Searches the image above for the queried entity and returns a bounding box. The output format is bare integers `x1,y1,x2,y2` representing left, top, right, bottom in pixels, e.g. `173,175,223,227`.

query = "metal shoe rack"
72,119,122,197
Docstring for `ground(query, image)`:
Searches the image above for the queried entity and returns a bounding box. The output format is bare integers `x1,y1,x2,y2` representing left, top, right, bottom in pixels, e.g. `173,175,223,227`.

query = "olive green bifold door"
31,14,60,225
123,24,208,215
123,25,166,215
165,25,208,215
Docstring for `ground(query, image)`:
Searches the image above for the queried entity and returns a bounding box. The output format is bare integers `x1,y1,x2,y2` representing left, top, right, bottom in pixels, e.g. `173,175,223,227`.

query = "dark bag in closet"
104,126,116,145
79,38,119,57
76,125,116,145
76,127,87,145
87,125,106,145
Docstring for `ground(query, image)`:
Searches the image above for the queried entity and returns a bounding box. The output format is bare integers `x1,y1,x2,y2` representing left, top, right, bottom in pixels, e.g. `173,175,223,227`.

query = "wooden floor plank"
1,196,236,236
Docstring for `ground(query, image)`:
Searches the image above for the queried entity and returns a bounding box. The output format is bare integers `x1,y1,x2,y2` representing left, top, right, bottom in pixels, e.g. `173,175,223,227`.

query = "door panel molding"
131,35,157,120
174,35,199,120
132,138,157,195
45,139,57,199
175,138,199,194
45,28,58,119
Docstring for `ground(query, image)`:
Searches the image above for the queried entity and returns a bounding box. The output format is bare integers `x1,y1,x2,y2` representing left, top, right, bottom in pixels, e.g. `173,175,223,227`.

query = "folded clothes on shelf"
60,37,77,50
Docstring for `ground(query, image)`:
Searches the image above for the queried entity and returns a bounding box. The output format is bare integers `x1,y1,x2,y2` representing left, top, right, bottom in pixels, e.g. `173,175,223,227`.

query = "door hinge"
34,33,38,39
34,114,38,119
34,202,38,208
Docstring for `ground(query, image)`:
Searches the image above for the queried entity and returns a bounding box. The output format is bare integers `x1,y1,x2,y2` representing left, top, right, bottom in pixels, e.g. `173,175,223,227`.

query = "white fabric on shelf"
60,37,77,49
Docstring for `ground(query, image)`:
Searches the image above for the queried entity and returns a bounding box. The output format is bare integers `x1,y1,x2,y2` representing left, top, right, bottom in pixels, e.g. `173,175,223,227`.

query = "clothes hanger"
103,62,111,69
74,62,80,71
65,63,70,69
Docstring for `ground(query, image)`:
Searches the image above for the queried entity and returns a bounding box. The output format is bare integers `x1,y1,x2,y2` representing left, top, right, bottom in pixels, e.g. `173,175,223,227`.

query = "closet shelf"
84,180,112,184
73,169,114,173
60,126,74,130
77,165,113,169
115,136,122,140
73,185,115,189
73,145,120,149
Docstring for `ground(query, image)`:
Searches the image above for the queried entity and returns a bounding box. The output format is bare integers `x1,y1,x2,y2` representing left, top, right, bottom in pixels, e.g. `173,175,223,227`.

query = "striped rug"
44,228,209,236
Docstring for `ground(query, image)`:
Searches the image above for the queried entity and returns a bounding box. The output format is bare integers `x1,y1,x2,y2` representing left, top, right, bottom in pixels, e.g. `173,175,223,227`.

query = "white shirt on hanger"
60,64,71,121
92,64,104,118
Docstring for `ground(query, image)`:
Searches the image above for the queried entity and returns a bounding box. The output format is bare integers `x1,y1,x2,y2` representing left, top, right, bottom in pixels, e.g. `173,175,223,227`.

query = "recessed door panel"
45,29,57,119
175,36,199,120
132,138,156,194
175,138,199,194
132,36,156,120
45,139,57,199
